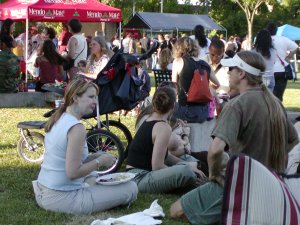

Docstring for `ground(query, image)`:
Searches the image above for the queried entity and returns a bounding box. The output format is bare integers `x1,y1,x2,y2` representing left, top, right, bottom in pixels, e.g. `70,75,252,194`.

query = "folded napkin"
90,212,162,225
91,199,164,225
143,199,165,218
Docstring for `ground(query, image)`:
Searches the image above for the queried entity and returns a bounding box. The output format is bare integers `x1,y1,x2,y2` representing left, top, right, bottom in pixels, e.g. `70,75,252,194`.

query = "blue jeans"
262,75,275,92
273,72,287,101
172,103,208,123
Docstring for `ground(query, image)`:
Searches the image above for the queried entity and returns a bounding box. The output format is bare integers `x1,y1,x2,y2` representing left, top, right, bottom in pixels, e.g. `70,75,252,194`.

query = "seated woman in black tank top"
126,87,207,194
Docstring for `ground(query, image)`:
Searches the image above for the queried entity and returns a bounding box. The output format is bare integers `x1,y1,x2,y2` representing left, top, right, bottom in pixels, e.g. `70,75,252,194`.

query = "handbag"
63,57,75,71
276,54,294,80
181,60,212,103
63,42,85,71
284,64,294,80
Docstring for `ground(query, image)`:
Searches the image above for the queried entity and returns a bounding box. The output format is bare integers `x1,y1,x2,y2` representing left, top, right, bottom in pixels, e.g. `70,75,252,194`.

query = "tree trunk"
248,20,252,49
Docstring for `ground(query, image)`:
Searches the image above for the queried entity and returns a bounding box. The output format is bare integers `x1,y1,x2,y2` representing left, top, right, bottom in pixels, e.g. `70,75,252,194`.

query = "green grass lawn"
0,80,299,225
283,80,300,111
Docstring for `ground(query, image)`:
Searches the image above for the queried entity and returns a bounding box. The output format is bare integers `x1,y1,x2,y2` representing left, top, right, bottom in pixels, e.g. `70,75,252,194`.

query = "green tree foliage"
210,0,300,43
228,0,275,47
210,0,246,38
101,0,194,23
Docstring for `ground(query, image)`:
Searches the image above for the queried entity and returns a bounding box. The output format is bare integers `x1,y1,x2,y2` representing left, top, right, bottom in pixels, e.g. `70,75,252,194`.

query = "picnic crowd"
1,17,300,224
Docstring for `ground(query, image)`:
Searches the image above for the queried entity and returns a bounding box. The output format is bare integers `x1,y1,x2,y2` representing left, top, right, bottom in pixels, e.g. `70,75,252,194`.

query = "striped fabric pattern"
222,155,300,225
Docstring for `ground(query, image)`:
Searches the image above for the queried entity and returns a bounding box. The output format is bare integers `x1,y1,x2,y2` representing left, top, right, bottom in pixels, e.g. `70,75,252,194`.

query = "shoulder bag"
63,41,86,71
276,54,294,80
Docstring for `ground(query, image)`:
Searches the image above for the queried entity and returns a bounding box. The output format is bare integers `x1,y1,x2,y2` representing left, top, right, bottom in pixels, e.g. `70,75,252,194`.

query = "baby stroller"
85,42,159,173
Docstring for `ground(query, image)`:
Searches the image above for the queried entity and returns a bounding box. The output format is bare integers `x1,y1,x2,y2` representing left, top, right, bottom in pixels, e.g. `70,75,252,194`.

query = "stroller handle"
122,40,159,65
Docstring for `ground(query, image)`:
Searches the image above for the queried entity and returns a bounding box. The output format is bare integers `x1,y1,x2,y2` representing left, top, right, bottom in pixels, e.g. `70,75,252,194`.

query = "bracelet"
95,158,100,168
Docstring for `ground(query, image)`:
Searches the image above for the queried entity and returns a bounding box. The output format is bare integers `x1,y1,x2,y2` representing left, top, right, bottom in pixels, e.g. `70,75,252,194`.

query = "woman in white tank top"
66,19,87,80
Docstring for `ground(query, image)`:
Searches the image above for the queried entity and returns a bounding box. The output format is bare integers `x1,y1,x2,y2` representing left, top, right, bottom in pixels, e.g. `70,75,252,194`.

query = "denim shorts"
262,75,275,92
172,103,208,123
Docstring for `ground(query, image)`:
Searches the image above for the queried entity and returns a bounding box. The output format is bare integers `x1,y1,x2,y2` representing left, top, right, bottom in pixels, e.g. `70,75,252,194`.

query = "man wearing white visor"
170,51,299,225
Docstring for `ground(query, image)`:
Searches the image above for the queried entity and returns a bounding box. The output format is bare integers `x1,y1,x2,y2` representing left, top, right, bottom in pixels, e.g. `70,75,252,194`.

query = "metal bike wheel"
86,129,124,174
101,120,132,158
17,132,45,163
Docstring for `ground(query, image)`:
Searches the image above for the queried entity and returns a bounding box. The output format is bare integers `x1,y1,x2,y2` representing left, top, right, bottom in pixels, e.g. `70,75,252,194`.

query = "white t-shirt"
72,34,87,67
190,35,211,60
253,48,276,78
203,54,229,94
271,35,298,72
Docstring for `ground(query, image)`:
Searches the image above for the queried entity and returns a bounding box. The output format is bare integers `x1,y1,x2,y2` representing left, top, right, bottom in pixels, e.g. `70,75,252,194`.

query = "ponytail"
261,84,287,172
44,104,67,132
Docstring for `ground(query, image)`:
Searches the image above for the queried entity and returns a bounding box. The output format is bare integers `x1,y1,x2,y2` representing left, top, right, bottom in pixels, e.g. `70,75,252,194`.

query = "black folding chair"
152,69,172,89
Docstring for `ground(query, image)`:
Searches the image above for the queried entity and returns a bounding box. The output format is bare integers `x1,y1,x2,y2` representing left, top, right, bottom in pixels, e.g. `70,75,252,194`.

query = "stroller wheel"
86,129,124,174
100,120,132,159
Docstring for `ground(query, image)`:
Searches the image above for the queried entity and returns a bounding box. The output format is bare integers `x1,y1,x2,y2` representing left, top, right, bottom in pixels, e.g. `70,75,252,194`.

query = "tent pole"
25,18,29,84
294,54,298,73
119,22,122,48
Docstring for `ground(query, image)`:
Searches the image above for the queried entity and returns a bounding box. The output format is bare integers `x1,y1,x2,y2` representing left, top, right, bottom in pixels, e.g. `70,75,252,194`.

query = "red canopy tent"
0,0,122,22
0,0,122,81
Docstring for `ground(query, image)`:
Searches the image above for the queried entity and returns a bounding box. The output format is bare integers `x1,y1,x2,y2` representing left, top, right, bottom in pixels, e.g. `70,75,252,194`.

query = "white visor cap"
220,54,261,76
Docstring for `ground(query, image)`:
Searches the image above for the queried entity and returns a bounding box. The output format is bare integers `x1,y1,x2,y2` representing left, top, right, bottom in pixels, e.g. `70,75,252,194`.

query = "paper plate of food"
96,172,135,185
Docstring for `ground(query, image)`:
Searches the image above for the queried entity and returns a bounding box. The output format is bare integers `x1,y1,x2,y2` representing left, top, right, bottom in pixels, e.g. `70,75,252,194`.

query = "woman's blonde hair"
45,78,99,132
173,36,199,59
158,48,173,71
87,35,114,67
238,51,288,172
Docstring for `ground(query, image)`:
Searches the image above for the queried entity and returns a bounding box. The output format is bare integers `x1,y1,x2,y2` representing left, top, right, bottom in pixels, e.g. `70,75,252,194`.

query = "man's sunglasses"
229,67,238,71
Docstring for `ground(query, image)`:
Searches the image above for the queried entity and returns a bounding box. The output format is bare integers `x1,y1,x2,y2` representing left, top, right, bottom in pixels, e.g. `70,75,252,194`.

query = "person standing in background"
253,29,276,92
66,19,87,80
29,26,43,54
122,33,135,54
111,33,120,52
191,25,211,60
203,38,230,95
172,37,220,123
266,22,298,101
140,33,151,69
241,34,251,51
0,18,16,49
37,26,57,56
58,23,72,54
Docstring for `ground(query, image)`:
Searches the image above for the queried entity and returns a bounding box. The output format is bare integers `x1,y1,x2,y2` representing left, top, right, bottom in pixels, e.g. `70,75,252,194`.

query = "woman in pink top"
34,40,65,92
